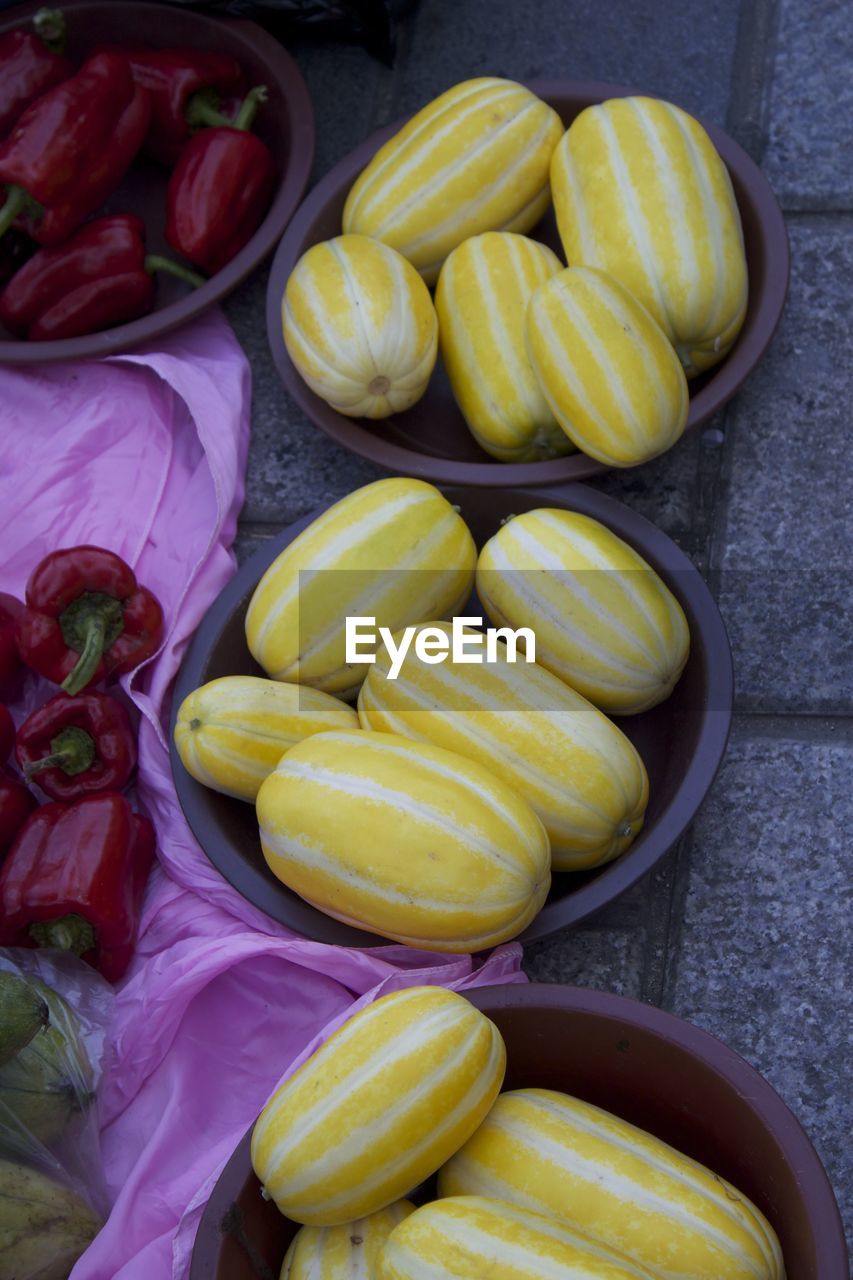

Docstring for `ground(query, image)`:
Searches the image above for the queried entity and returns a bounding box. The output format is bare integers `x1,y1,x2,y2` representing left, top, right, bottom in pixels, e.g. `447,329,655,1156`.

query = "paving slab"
764,0,853,208
395,0,741,125
668,723,852,1248
524,925,646,999
713,216,853,713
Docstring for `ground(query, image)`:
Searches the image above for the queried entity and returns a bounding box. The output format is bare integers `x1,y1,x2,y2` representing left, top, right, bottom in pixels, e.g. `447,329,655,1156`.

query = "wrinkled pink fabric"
0,310,524,1280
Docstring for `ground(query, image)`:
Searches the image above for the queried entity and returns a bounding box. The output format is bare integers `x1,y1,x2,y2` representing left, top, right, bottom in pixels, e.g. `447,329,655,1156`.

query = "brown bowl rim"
169,480,733,945
189,983,848,1280
0,0,315,363
265,78,790,487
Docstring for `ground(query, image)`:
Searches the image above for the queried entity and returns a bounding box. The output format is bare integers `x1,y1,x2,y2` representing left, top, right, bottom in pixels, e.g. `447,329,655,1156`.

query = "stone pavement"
224,0,852,1250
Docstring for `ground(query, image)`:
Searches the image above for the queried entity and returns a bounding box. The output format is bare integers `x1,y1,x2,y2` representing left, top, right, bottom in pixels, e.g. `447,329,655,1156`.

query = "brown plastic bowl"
266,80,789,486
170,482,732,944
189,983,848,1280
0,0,315,362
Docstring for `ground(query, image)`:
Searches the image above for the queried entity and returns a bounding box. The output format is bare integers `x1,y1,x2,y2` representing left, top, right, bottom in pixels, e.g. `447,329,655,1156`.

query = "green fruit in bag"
0,976,93,1147
0,973,49,1065
0,1158,101,1280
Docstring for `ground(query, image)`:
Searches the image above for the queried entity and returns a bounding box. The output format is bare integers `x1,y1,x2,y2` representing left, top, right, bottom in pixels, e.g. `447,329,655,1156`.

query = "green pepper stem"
61,614,107,696
23,726,96,781
184,88,234,130
29,914,96,958
145,255,206,289
0,185,30,242
33,7,66,53
233,85,268,132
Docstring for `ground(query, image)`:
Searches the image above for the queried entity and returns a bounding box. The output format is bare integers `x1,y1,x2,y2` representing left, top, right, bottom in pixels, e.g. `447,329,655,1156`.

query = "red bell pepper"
16,546,164,697
0,792,155,983
104,45,245,167
15,690,136,801
0,766,36,856
0,213,204,340
165,85,275,275
0,52,149,246
0,593,24,695
0,9,73,139
0,703,14,759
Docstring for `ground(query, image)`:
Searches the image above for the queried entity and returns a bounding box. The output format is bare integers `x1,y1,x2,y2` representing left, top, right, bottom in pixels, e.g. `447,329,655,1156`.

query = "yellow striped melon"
377,1196,665,1280
525,266,689,467
282,234,438,418
358,622,648,871
250,986,506,1225
173,676,359,802
476,509,690,715
551,96,748,377
438,1090,785,1280
245,478,477,699
343,78,564,285
256,729,551,949
435,232,572,462
281,1200,416,1279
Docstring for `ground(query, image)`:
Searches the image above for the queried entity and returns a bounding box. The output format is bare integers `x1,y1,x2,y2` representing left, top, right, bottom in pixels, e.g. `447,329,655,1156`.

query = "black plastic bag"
159,0,418,63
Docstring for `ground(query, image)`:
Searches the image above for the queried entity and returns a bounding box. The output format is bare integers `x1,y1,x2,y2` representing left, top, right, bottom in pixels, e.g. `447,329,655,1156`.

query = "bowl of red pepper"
0,0,315,360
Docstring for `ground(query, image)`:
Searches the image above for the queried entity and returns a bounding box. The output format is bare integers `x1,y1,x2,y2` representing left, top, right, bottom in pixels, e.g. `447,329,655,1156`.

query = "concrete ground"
224,0,851,1253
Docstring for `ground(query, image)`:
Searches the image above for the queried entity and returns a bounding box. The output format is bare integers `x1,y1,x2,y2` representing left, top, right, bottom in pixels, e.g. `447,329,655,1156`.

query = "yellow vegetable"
251,986,505,1225
256,729,551,950
358,622,648,871
377,1196,665,1280
438,1090,785,1280
476,508,690,715
551,96,748,376
244,478,476,699
281,1200,415,1279
173,676,359,802
525,266,689,467
343,78,564,284
282,234,438,418
435,232,572,462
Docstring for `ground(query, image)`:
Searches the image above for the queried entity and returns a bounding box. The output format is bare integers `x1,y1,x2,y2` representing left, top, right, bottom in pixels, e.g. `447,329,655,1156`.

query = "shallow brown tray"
170,482,732,945
189,983,848,1280
266,79,789,486
0,0,315,362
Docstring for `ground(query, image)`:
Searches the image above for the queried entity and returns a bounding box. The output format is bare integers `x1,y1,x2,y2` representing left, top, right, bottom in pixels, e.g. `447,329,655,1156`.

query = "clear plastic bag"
0,948,113,1280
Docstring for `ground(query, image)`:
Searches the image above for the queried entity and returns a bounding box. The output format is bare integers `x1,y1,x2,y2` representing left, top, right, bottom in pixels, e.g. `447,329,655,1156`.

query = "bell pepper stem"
184,88,234,130
23,727,96,781
61,614,107,695
29,913,96,958
233,85,268,132
33,7,67,53
145,254,206,289
0,185,30,242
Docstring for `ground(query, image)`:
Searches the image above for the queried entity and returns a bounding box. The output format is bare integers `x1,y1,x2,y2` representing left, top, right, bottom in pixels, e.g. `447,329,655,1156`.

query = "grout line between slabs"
725,0,780,161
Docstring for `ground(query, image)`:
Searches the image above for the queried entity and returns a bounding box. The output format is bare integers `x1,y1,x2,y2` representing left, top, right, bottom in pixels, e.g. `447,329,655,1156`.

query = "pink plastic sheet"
0,311,524,1280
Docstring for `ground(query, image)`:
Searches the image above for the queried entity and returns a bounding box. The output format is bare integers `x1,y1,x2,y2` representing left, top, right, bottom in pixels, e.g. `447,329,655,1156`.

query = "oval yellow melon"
476,508,690,715
377,1196,665,1280
343,78,564,285
525,266,689,467
283,234,438,418
358,622,648,871
435,232,572,462
256,729,551,949
245,478,477,698
438,1090,785,1280
173,676,359,802
250,986,506,1225
282,1200,416,1279
551,95,748,377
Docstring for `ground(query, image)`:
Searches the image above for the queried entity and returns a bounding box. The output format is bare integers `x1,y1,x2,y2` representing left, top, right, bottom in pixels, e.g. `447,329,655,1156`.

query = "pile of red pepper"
0,546,165,984
0,11,276,341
